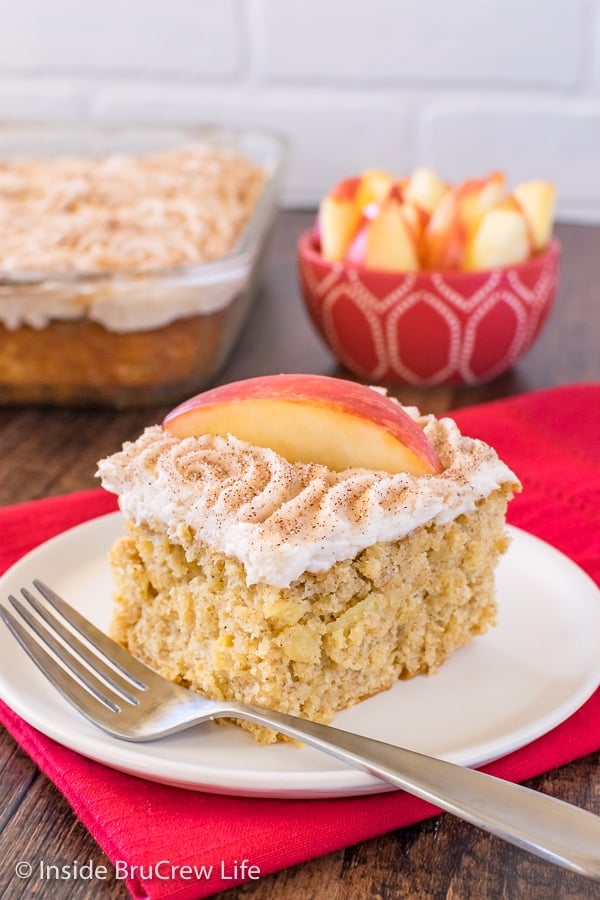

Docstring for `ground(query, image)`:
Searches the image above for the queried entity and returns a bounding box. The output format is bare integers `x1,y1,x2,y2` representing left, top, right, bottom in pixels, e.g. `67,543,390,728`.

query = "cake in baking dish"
0,140,269,406
97,374,520,742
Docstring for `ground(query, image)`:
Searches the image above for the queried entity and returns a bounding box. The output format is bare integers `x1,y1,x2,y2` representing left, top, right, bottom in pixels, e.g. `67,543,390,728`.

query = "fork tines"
0,579,153,720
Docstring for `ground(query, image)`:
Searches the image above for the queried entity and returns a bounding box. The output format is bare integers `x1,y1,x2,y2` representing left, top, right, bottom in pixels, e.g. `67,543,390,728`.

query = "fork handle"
224,701,600,881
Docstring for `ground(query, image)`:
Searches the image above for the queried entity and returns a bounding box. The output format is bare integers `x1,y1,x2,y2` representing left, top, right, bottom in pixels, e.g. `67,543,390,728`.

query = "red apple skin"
318,177,364,262
330,175,362,201
163,374,443,475
423,172,505,270
424,209,467,270
386,181,405,203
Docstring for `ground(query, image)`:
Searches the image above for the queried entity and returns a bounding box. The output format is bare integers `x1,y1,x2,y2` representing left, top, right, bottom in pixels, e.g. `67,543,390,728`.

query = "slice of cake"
97,374,520,743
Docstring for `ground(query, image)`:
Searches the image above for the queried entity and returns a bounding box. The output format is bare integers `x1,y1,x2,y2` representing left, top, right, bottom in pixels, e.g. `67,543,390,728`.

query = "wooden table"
0,212,598,900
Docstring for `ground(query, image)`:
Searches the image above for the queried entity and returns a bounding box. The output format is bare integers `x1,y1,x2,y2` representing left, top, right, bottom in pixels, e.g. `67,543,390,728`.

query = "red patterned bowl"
297,229,560,386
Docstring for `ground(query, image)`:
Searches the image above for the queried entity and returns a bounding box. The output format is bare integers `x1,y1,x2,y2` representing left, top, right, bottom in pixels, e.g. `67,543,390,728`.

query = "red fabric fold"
0,384,598,900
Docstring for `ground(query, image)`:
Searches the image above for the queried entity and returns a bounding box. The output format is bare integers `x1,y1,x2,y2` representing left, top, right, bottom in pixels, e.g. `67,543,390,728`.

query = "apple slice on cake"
163,374,442,476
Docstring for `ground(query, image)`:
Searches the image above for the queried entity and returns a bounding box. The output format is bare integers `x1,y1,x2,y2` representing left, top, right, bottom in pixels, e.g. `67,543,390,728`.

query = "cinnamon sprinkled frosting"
97,407,520,588
0,145,264,274
0,144,265,332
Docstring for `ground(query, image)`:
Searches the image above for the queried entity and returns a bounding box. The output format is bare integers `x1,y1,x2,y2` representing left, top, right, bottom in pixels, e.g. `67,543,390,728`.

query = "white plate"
0,513,599,799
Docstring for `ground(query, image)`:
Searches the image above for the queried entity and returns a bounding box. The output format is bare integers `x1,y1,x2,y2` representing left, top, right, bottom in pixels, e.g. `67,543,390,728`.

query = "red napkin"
1,383,599,900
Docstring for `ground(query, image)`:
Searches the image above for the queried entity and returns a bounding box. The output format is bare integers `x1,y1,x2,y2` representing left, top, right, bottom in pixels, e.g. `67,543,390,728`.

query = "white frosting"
96,410,520,588
0,267,248,332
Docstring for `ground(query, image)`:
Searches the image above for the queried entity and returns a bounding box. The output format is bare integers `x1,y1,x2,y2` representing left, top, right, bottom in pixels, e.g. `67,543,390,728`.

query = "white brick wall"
0,0,598,222
0,0,241,77
260,0,585,88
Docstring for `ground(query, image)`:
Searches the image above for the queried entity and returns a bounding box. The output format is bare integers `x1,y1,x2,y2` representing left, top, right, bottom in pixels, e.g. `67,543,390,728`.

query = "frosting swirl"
96,412,519,588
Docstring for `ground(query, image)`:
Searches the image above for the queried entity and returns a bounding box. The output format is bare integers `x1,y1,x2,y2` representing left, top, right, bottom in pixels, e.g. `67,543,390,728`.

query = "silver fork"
1,580,599,882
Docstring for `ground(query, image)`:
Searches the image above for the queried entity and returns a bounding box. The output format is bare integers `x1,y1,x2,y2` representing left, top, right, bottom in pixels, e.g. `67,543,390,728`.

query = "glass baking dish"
0,124,287,407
